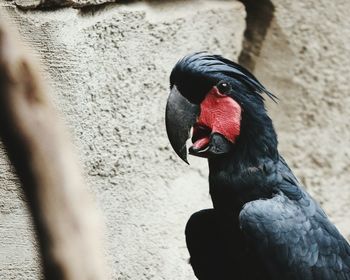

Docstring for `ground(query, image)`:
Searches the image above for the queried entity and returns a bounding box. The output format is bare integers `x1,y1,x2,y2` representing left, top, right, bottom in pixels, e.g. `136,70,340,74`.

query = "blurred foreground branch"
0,14,107,280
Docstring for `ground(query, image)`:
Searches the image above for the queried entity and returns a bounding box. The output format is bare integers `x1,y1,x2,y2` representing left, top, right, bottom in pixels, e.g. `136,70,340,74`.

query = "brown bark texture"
0,13,107,280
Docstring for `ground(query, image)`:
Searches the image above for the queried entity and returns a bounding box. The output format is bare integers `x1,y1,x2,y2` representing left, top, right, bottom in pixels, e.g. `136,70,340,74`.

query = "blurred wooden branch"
0,13,107,280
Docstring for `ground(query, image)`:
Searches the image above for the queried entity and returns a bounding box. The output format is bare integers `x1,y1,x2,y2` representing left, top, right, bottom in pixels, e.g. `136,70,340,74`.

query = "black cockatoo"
165,52,350,280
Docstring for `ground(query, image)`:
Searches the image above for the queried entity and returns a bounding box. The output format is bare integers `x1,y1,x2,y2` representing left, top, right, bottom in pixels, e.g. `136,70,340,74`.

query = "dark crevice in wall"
14,0,183,10
237,0,275,72
78,2,115,14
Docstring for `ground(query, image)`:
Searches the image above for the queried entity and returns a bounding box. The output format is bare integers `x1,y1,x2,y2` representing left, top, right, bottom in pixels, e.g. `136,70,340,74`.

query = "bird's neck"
208,120,280,212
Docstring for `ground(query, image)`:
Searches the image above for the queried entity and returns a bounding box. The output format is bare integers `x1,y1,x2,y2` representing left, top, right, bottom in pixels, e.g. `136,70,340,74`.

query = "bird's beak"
165,86,199,164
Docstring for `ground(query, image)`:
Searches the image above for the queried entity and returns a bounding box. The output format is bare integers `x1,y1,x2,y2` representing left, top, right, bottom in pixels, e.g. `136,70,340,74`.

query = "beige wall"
0,1,245,279
0,0,349,279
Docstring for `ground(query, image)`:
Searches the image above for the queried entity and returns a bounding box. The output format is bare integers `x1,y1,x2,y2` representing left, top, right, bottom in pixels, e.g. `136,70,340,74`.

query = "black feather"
170,52,278,104
170,53,350,280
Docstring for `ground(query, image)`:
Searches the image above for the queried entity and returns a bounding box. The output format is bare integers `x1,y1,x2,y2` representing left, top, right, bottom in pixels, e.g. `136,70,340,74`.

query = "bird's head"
166,52,278,164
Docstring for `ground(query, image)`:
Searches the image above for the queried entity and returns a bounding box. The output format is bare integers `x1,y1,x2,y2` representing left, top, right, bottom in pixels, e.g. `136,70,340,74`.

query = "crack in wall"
13,0,183,10
238,0,275,72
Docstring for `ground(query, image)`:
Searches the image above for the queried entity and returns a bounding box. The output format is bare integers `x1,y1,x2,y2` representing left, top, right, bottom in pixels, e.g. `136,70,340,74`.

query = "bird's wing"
186,209,270,279
239,188,350,280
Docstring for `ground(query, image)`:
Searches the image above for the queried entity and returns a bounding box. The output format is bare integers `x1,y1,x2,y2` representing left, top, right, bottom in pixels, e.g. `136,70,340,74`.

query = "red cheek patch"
197,87,241,143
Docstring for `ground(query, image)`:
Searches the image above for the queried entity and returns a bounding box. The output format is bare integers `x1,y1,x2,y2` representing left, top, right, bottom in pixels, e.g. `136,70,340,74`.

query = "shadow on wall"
238,0,274,72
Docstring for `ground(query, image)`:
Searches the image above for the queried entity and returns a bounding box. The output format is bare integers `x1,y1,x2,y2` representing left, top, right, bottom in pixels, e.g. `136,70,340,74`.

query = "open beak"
166,84,241,164
165,86,199,164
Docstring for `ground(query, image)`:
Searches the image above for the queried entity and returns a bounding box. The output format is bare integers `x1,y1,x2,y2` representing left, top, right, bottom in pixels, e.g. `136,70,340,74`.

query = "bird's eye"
217,81,231,94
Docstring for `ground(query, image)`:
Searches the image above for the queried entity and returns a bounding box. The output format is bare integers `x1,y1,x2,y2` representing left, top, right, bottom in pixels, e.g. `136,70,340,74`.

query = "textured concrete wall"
0,1,245,279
